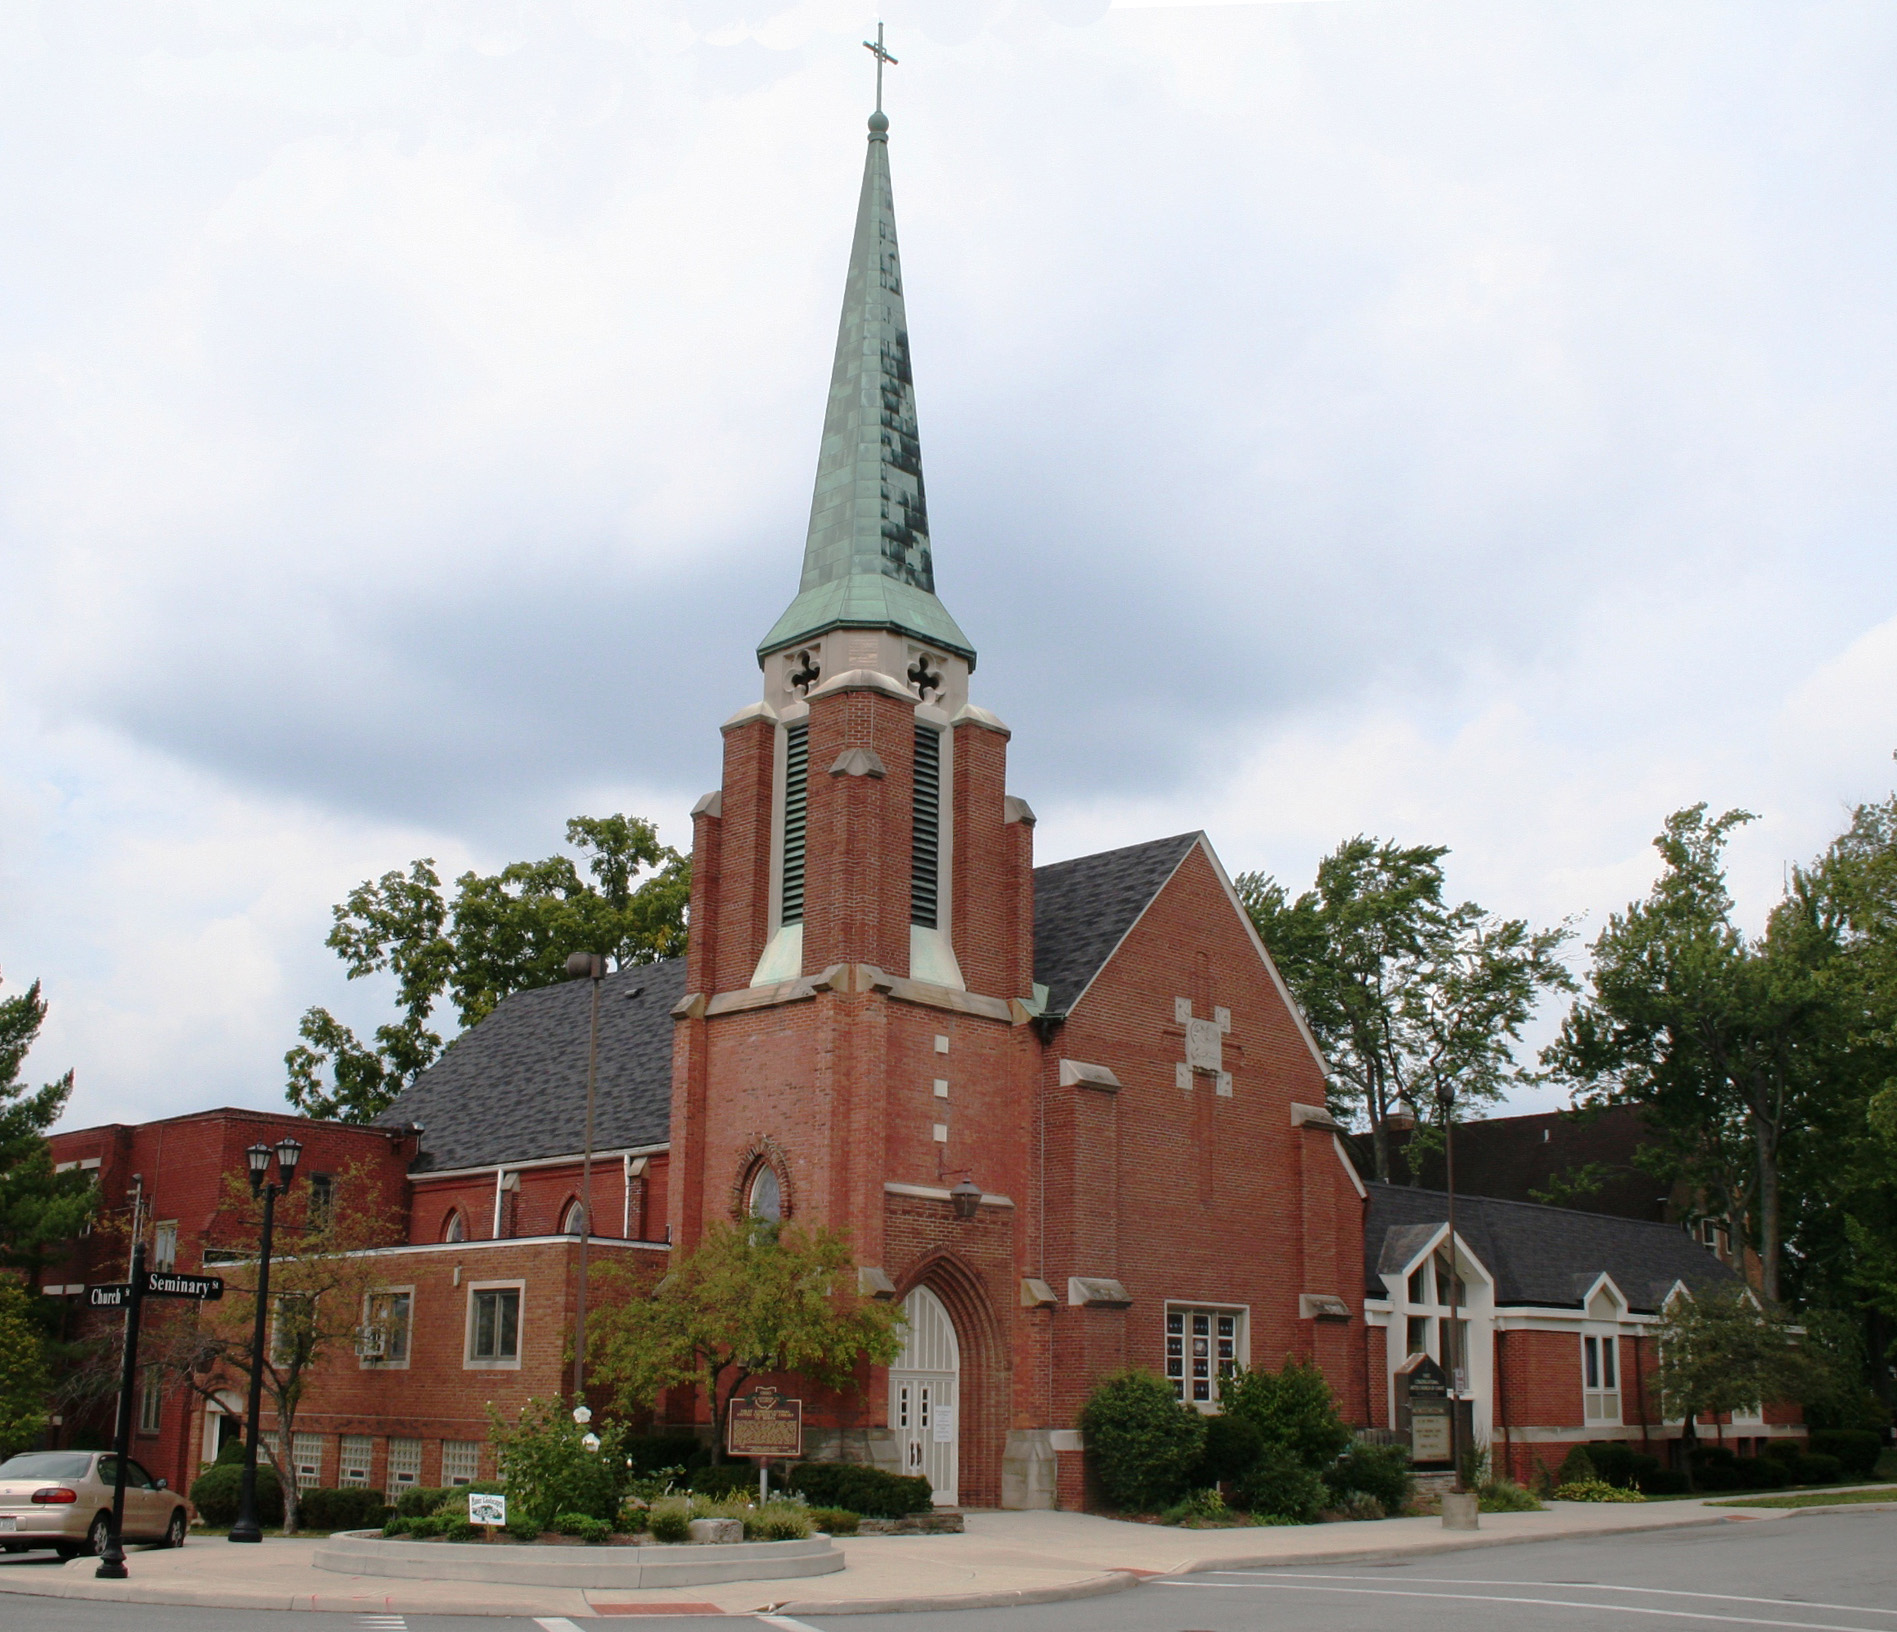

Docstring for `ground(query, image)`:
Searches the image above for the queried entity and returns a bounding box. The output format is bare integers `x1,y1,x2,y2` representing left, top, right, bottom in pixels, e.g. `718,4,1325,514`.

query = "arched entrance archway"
890,1286,960,1504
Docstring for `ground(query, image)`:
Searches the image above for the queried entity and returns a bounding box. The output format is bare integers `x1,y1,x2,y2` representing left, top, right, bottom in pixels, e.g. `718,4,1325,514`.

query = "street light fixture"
229,1136,301,1544
949,1178,982,1221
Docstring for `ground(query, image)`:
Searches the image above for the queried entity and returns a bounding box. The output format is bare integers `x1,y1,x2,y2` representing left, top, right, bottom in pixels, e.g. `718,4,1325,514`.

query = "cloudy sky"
5,0,1894,1132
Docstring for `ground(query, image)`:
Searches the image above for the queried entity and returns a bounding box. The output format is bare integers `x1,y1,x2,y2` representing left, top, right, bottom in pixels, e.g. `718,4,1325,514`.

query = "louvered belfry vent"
781,722,810,926
911,725,941,929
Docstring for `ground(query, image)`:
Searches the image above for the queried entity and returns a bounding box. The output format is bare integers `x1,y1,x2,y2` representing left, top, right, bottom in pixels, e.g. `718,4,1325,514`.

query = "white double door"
889,1285,959,1506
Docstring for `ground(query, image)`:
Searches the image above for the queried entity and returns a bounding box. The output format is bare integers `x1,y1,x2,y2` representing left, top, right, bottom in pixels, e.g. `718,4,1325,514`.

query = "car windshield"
0,1452,93,1480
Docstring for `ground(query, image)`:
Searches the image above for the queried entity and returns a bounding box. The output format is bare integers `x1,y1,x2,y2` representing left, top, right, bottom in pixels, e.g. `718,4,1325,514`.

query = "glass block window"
1165,1306,1242,1405
339,1435,373,1487
780,722,809,926
292,1433,324,1486
441,1441,480,1486
386,1437,422,1500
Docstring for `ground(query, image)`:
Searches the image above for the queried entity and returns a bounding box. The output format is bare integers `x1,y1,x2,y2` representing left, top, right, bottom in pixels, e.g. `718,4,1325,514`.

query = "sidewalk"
0,1499,1791,1618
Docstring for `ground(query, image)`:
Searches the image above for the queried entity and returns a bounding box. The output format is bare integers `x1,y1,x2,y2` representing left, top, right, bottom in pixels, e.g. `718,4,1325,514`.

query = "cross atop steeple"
863,23,897,115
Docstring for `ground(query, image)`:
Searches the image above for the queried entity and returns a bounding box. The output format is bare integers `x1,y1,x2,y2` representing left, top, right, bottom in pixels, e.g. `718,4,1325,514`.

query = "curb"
772,1568,1143,1616
0,1577,578,1617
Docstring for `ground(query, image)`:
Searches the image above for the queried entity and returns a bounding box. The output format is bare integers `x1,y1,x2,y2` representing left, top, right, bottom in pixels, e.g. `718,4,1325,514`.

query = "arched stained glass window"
443,1210,465,1243
748,1165,782,1223
562,1200,586,1236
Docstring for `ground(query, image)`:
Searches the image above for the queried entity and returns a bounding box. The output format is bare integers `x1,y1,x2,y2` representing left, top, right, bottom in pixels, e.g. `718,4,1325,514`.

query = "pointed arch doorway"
890,1285,959,1505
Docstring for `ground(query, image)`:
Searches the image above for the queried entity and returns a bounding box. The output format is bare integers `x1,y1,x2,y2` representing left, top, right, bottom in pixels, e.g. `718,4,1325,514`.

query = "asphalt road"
0,1510,1891,1632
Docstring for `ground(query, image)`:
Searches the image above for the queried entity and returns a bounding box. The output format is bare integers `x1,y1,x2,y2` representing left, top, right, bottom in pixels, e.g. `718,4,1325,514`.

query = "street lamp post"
565,952,605,1403
1437,1081,1464,1495
229,1136,302,1545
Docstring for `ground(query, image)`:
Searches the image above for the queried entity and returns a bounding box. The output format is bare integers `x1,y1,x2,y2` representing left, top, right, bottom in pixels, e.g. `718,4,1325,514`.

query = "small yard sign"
467,1492,506,1527
727,1384,804,1459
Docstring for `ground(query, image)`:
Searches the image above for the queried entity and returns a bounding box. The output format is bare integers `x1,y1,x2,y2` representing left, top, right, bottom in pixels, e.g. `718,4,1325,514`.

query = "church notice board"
727,1385,803,1459
1394,1354,1471,1470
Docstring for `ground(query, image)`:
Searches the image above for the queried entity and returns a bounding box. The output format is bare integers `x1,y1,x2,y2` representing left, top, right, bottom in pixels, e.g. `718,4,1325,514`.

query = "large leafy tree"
1654,1287,1830,1456
1547,807,1828,1303
588,1221,904,1462
0,974,96,1274
1238,838,1571,1183
287,814,689,1122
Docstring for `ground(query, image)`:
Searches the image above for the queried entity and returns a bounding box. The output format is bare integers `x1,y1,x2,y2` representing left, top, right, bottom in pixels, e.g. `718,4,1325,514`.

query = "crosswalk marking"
757,1616,827,1632
533,1619,585,1632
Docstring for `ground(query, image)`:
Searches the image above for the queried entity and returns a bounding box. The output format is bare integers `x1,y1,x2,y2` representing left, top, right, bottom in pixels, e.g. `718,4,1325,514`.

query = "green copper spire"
757,110,975,668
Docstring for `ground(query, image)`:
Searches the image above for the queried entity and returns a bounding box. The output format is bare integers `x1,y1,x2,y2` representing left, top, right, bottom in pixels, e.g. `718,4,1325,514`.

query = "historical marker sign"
727,1385,803,1459
143,1272,223,1301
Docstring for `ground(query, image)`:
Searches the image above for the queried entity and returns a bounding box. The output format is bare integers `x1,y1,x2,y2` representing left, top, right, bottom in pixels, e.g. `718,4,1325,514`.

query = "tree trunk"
1753,1113,1780,1304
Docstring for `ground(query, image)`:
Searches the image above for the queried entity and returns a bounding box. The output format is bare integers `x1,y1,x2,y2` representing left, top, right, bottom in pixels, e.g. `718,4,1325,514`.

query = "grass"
1710,1485,1897,1510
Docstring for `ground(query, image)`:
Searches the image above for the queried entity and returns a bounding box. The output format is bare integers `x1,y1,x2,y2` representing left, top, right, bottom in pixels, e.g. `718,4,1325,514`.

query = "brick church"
39,108,1772,1512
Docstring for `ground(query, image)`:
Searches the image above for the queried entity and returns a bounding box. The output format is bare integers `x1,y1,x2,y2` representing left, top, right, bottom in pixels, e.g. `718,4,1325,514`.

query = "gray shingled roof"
1033,833,1201,1016
1364,1183,1740,1312
378,960,684,1172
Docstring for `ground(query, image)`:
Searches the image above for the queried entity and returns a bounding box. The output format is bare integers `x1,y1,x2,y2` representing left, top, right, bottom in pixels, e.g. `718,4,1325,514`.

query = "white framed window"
442,1209,466,1243
1164,1304,1247,1409
1582,1331,1621,1425
1730,1401,1764,1426
360,1288,413,1368
292,1432,323,1487
152,1221,178,1270
339,1434,373,1487
386,1437,421,1501
465,1281,524,1369
1405,1316,1430,1357
138,1367,164,1434
441,1440,480,1486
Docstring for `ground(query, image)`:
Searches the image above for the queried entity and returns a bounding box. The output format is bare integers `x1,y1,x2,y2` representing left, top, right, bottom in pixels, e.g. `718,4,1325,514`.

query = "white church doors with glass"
890,1285,959,1506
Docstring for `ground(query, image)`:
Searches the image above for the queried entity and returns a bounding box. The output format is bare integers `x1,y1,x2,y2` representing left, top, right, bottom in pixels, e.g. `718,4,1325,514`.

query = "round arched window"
442,1210,465,1243
562,1200,587,1236
748,1164,782,1223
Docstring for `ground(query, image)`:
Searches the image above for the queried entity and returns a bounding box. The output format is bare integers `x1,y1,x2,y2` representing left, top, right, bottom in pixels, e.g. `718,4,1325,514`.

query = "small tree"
0,1281,51,1456
143,1160,401,1533
588,1221,903,1461
487,1398,630,1528
1655,1288,1827,1461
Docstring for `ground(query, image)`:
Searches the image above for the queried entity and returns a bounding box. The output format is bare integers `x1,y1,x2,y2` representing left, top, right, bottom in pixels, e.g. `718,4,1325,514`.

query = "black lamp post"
564,952,605,1403
229,1135,301,1544
1434,1081,1465,1495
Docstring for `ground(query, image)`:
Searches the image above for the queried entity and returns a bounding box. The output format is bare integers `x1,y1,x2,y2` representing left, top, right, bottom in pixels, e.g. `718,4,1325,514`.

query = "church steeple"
757,109,975,668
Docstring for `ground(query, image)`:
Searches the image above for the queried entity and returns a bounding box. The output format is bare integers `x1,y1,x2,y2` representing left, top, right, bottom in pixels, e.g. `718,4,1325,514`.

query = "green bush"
1159,1486,1232,1525
1761,1439,1801,1465
381,1516,412,1537
1809,1429,1882,1479
1222,1361,1353,1471
687,1462,784,1498
1553,1478,1644,1502
395,1486,456,1518
442,1520,480,1542
215,1438,247,1467
1585,1443,1661,1492
1641,1468,1691,1496
745,1502,813,1541
1325,1441,1413,1516
189,1462,282,1528
551,1512,612,1543
1732,1456,1790,1490
1079,1370,1208,1514
1478,1479,1542,1512
1792,1452,1842,1485
809,1507,857,1535
1554,1444,1598,1487
787,1462,936,1518
489,1398,631,1527
1232,1442,1327,1524
1198,1413,1265,1485
647,1501,692,1543
296,1487,391,1532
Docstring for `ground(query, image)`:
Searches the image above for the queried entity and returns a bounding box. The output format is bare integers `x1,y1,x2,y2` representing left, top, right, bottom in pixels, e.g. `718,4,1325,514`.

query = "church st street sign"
87,1273,223,1309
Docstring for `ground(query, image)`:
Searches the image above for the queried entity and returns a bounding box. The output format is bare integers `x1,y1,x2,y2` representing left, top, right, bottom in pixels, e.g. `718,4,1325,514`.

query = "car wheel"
163,1509,188,1548
84,1513,111,1556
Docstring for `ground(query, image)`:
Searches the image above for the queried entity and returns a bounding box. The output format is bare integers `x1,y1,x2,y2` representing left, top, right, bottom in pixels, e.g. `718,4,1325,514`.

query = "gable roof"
1032,833,1201,1016
377,960,685,1173
1363,1183,1740,1313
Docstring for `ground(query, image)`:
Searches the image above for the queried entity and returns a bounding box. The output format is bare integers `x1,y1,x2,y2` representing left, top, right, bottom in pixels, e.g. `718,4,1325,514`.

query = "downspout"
623,1153,632,1239
492,1167,505,1239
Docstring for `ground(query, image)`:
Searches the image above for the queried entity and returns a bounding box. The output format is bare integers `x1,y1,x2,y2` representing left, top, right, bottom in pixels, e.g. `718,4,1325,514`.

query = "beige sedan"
0,1452,191,1557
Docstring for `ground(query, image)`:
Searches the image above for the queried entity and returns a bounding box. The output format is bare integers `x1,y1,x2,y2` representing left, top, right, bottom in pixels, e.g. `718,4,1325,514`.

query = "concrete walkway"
0,1500,1792,1617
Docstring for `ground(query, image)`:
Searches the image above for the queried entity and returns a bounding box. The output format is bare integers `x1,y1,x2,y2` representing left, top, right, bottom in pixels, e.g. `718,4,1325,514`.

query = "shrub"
1640,1469,1692,1496
189,1462,283,1528
297,1487,392,1532
395,1487,457,1518
745,1502,813,1541
1792,1452,1842,1485
1761,1439,1801,1465
1553,1478,1644,1502
1732,1457,1789,1490
1478,1479,1542,1513
404,1514,451,1538
1689,1446,1743,1489
1809,1429,1882,1479
787,1462,935,1518
215,1439,247,1467
1586,1443,1662,1492
551,1512,612,1543
1325,1492,1385,1522
647,1501,692,1543
625,1434,707,1475
1198,1413,1265,1486
688,1462,784,1498
1079,1370,1207,1513
442,1520,480,1542
1554,1445,1598,1488
810,1506,859,1534
1325,1442,1413,1516
1222,1361,1353,1471
380,1515,412,1537
1160,1486,1231,1525
489,1398,631,1527
1232,1442,1327,1524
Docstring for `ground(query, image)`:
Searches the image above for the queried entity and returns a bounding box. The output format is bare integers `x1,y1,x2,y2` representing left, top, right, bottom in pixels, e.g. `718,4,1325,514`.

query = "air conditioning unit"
354,1327,387,1360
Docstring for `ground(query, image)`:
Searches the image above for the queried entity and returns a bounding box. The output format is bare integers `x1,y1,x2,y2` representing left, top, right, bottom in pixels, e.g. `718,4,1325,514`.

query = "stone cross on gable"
1174,997,1233,1096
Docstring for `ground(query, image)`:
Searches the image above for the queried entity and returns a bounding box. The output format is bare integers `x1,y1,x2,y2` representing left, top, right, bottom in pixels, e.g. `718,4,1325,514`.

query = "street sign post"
94,1242,147,1580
